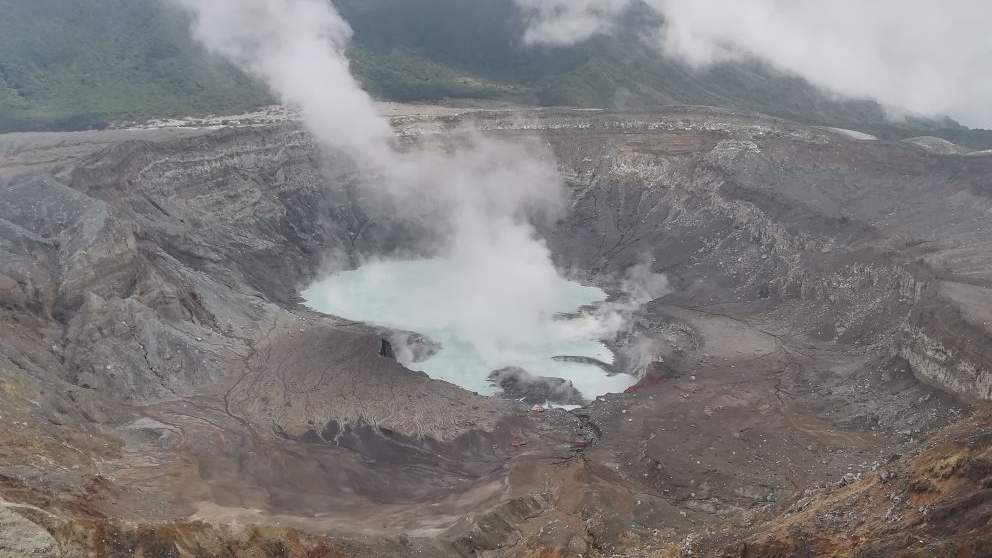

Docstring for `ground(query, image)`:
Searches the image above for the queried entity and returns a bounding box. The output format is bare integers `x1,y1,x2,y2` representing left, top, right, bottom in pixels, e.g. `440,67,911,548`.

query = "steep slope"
713,411,992,557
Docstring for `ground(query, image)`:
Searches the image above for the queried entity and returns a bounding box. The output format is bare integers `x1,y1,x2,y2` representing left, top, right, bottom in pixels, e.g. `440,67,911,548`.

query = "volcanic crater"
0,106,990,556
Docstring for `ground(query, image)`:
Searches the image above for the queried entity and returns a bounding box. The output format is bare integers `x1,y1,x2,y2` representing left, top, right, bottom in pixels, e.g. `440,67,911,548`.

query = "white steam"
176,0,666,393
176,0,562,237
516,0,631,46
175,0,390,158
516,0,992,128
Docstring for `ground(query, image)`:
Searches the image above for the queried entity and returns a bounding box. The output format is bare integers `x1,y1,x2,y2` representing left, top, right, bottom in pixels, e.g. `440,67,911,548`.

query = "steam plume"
175,0,561,233
176,0,660,377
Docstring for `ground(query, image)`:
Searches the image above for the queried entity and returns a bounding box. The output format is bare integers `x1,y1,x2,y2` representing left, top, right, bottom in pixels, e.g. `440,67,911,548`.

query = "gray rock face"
0,504,58,558
489,366,585,405
0,107,989,556
533,110,992,401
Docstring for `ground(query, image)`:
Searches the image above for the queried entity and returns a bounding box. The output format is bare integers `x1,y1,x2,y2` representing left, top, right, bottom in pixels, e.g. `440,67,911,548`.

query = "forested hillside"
1,0,989,147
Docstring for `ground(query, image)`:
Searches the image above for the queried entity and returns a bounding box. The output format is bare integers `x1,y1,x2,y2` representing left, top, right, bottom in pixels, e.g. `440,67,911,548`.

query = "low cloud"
516,0,992,128
516,0,631,45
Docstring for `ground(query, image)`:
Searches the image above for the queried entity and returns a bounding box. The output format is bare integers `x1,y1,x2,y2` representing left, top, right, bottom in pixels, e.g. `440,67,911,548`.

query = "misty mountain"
2,0,990,147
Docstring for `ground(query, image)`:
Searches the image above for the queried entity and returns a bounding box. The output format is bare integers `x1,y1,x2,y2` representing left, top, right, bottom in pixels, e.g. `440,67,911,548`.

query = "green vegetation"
349,49,522,102
1,0,990,148
0,0,271,131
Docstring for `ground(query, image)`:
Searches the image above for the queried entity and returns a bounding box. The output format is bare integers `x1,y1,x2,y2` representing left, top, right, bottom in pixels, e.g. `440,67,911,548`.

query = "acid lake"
301,258,635,401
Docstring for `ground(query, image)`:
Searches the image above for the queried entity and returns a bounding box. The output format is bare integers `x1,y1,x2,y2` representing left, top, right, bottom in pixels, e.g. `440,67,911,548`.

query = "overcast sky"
515,0,992,128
